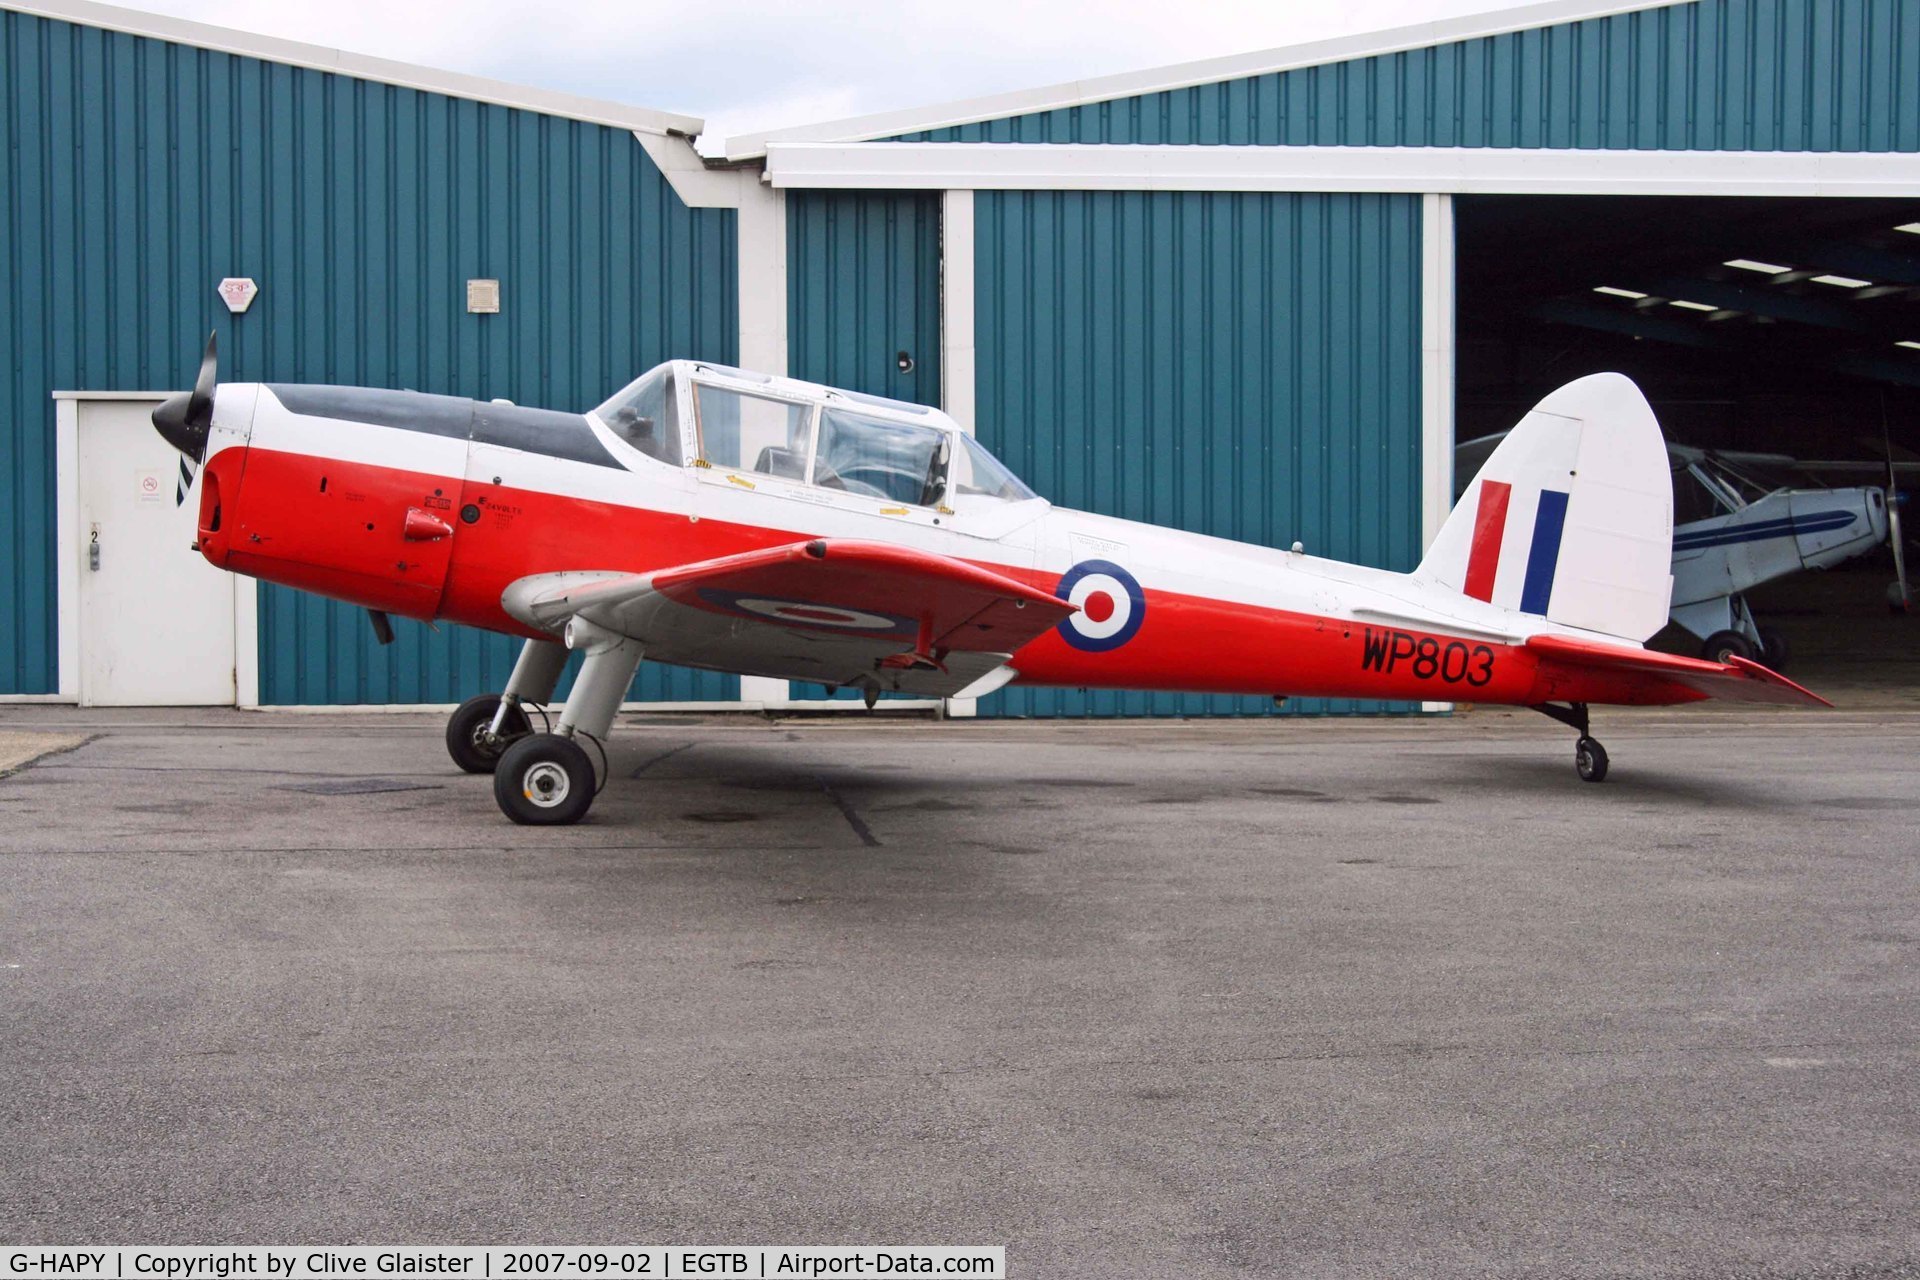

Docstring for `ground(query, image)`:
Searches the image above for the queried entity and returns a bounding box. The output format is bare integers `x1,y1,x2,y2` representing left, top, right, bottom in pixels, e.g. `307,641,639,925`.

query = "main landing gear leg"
494,619,643,826
1530,701,1609,783
444,638,568,774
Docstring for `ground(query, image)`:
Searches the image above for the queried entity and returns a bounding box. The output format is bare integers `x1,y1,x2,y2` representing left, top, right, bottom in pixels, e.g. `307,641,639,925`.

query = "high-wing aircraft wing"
503,539,1074,698
1525,633,1831,707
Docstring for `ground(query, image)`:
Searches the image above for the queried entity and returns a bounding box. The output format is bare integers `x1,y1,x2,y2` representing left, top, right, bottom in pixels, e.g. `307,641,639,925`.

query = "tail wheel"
446,694,531,774
1700,630,1754,665
494,733,596,825
1575,736,1610,783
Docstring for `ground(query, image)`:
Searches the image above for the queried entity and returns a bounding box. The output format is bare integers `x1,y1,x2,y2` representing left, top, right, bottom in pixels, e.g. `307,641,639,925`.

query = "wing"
1526,633,1831,707
503,538,1073,698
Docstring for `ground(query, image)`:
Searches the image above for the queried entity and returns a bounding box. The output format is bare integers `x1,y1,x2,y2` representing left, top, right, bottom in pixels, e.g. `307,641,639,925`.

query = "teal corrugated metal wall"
0,9,739,703
895,0,1919,152
970,191,1423,718
787,191,942,405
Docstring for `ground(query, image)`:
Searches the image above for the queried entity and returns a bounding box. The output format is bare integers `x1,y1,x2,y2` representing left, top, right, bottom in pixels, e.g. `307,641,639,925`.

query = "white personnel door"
76,397,237,705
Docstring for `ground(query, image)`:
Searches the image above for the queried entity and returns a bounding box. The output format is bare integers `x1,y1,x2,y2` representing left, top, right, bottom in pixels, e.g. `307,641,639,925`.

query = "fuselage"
1671,486,1888,606
186,379,1709,710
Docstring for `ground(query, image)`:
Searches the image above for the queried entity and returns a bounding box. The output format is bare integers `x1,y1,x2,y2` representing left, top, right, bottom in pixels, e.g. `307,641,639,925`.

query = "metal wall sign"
217,277,259,313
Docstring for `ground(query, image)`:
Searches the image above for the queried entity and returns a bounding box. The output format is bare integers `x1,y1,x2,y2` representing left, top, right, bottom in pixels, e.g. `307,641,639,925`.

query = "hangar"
2,0,1915,713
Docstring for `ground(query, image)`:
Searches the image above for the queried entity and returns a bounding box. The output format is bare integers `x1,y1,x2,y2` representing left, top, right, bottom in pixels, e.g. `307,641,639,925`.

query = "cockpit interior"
594,361,1038,515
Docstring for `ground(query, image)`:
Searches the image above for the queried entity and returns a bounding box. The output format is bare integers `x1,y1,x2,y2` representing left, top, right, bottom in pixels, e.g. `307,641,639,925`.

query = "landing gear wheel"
494,733,596,826
1757,627,1790,670
446,694,531,774
1700,630,1755,665
1575,736,1609,783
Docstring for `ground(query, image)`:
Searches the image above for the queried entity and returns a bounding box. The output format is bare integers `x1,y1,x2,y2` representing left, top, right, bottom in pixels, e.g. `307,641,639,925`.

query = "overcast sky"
130,0,1528,151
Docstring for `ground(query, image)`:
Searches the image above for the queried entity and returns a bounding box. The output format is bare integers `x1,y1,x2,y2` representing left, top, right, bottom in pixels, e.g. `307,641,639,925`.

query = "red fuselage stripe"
204,446,1709,709
1463,480,1511,603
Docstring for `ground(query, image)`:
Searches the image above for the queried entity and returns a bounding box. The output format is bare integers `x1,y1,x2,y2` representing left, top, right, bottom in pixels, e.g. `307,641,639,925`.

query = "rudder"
1419,373,1673,642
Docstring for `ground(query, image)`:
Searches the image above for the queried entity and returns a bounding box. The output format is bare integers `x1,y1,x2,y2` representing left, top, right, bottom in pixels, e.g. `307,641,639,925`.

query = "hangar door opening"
1455,195,1919,673
70,396,238,705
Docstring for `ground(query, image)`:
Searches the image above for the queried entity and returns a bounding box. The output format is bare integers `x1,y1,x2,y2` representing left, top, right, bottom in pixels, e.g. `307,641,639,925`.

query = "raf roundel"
1055,559,1145,652
694,588,914,636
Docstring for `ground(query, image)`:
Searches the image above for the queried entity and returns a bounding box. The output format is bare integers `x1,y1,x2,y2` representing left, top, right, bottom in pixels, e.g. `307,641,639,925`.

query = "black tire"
446,694,531,774
1700,630,1755,665
1756,627,1790,671
1575,736,1610,784
494,733,596,826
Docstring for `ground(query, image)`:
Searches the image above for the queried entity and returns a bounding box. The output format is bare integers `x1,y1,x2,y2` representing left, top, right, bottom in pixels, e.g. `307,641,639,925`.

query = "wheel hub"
522,761,572,808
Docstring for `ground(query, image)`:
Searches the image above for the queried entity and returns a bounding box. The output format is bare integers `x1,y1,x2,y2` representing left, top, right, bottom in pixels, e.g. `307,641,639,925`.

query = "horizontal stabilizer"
1526,633,1831,708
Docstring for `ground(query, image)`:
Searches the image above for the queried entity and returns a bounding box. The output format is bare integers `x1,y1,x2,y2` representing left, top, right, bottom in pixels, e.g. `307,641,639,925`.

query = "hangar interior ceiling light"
1895,223,1920,234
1462,195,1920,397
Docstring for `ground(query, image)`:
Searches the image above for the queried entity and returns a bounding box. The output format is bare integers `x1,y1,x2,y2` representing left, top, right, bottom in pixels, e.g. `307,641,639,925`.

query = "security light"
1811,274,1873,288
1895,223,1920,234
1723,258,1791,274
1669,300,1718,311
1593,286,1648,299
1898,341,1920,351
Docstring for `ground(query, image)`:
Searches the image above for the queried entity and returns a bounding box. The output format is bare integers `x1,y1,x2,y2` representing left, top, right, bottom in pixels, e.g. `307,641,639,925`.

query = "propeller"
152,332,218,505
1883,395,1910,614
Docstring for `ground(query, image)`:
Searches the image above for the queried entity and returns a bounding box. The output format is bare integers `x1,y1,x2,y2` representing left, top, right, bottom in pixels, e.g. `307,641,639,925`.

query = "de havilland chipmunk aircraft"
152,338,1827,825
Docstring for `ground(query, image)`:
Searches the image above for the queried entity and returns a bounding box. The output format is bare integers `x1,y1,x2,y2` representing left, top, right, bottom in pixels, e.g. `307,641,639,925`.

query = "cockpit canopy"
594,361,1039,512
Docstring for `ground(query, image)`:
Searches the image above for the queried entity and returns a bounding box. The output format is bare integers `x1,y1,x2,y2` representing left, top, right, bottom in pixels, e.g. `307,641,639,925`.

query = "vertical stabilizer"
1418,373,1673,642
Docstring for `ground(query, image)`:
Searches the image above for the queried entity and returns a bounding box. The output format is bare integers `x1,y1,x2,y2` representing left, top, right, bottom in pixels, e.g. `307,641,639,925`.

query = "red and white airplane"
153,339,1826,824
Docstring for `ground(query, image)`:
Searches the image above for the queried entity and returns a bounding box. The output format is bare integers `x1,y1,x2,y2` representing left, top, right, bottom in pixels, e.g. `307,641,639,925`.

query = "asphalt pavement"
2,705,1916,1277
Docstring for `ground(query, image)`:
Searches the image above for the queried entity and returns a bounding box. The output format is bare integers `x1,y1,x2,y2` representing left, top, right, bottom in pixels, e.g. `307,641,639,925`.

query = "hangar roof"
2,0,705,137
723,0,1694,160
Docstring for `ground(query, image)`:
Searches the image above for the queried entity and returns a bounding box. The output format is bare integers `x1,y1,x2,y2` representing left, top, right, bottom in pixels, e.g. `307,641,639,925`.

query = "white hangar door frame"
54,392,258,707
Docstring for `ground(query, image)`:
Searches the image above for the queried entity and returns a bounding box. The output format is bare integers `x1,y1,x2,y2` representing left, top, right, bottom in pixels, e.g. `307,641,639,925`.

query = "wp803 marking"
1359,627,1496,686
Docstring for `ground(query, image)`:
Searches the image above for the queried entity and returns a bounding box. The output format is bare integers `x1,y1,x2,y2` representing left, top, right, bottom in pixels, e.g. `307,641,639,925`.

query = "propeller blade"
152,330,218,463
1889,495,1909,612
188,330,218,429
1883,394,1911,613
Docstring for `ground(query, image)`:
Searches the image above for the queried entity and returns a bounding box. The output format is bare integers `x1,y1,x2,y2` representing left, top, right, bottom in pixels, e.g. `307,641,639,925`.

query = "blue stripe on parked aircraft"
1672,510,1857,551
1673,511,1853,543
1520,489,1570,615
